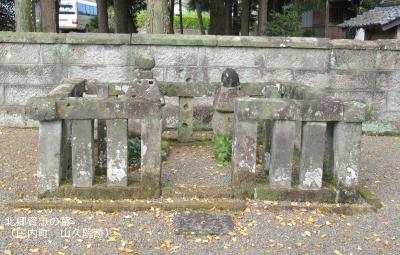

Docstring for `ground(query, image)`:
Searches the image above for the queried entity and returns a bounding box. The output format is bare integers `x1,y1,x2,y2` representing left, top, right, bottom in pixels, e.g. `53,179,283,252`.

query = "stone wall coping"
235,97,367,122
0,32,399,51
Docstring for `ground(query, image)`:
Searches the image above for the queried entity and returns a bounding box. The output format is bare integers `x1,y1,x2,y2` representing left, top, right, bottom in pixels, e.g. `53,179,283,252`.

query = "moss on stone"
358,186,383,210
162,184,233,199
254,184,337,203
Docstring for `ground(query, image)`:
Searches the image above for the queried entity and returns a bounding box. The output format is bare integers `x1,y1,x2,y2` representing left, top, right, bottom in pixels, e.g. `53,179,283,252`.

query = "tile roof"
339,2,400,28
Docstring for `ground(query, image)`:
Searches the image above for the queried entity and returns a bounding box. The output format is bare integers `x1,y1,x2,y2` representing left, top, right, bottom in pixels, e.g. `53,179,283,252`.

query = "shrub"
128,137,170,168
128,137,141,168
136,10,210,30
265,4,304,37
212,135,232,164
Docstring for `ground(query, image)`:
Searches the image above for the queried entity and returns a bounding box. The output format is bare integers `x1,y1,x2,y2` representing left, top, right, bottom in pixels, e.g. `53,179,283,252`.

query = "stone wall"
0,32,399,134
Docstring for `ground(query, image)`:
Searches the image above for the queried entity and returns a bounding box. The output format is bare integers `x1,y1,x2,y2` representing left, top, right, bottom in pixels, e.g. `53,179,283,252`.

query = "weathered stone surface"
6,86,54,105
343,100,368,122
232,119,257,198
106,119,128,187
140,118,162,198
178,96,194,142
135,52,156,70
72,120,94,188
0,65,62,85
0,43,40,64
96,82,108,168
37,120,62,193
264,48,329,71
211,112,234,137
56,97,161,120
174,212,234,235
213,86,246,112
299,122,326,190
25,96,57,121
269,120,296,188
387,91,400,111
125,79,163,101
331,49,376,70
333,122,362,202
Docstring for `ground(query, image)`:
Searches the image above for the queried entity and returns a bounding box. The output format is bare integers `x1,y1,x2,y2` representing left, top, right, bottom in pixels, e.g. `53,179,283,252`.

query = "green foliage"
212,135,232,164
136,10,210,30
128,137,170,167
88,17,98,32
360,0,381,12
266,4,304,37
128,137,141,168
0,0,15,31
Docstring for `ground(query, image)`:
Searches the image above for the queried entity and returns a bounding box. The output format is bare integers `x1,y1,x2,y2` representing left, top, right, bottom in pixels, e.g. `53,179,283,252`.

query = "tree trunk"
195,1,205,35
41,0,58,32
147,0,171,34
179,0,183,34
114,0,129,33
257,0,268,35
169,0,174,33
209,0,225,35
97,0,109,33
15,0,34,32
224,0,232,35
240,0,251,36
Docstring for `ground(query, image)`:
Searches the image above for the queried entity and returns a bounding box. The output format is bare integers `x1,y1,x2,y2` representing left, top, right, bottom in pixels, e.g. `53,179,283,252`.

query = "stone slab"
72,120,94,188
299,122,327,190
269,120,296,188
333,122,362,202
106,119,128,187
37,120,62,194
178,96,194,142
174,212,234,235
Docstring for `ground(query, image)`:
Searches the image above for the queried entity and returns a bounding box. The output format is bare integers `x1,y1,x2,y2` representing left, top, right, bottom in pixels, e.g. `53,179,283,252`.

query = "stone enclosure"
26,50,367,203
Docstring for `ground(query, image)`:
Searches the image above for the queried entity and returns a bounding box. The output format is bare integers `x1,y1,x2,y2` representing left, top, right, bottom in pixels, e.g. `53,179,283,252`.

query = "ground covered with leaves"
0,128,399,254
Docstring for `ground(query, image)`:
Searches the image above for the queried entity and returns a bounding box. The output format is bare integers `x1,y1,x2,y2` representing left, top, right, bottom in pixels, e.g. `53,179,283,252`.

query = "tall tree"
195,0,205,34
15,0,33,32
146,0,171,34
41,0,58,32
209,0,224,35
97,0,109,33
114,0,129,33
179,0,183,34
169,0,174,33
240,0,251,35
224,0,232,35
257,0,268,35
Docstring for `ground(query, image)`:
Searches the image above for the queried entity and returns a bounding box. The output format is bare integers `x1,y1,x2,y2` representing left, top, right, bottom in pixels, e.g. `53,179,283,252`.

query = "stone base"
211,112,234,137
255,184,338,203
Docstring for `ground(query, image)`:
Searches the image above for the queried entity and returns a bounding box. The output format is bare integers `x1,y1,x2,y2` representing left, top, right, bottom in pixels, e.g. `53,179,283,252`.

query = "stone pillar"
140,118,162,198
72,120,95,188
232,119,257,198
37,121,63,194
106,119,128,187
269,120,296,188
178,96,194,142
333,122,362,202
61,120,72,181
299,122,327,190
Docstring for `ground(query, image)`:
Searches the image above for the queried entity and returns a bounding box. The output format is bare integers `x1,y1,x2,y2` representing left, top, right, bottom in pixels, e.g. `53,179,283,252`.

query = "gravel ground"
162,141,231,187
0,128,399,255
